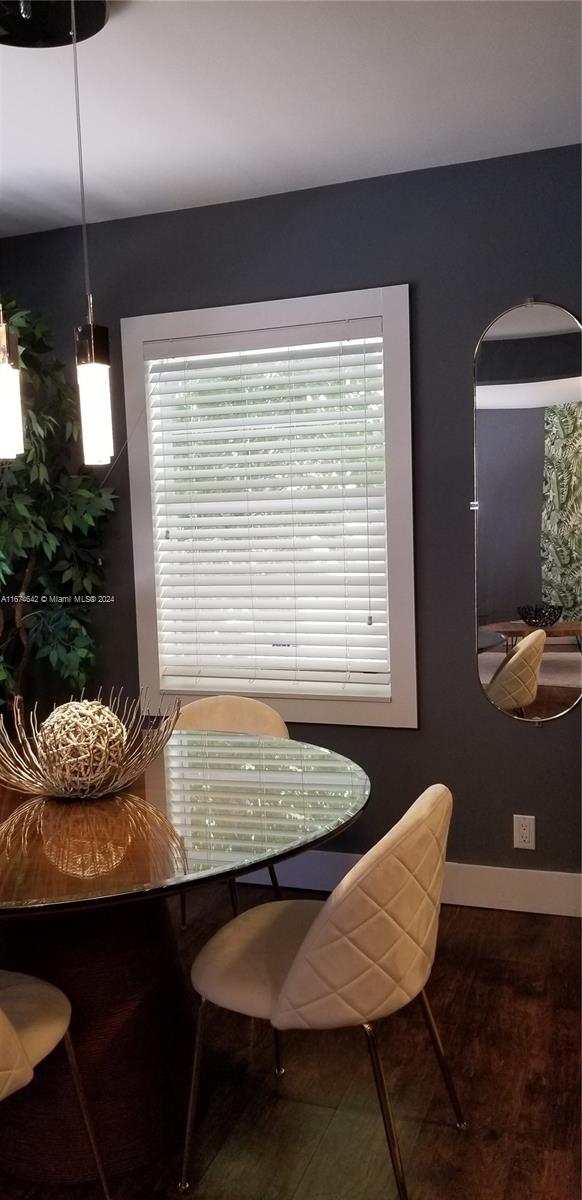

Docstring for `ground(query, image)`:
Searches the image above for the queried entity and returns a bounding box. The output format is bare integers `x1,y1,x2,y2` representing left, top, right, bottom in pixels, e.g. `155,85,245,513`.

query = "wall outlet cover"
513,814,536,850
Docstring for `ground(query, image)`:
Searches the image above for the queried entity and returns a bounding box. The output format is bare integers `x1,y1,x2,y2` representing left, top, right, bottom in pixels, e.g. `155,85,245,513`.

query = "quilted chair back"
486,629,546,713
0,1006,33,1101
176,694,289,738
272,784,453,1030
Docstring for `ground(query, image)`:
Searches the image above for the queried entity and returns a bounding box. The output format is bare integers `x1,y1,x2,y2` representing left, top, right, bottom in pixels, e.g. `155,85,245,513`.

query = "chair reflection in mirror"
485,629,546,718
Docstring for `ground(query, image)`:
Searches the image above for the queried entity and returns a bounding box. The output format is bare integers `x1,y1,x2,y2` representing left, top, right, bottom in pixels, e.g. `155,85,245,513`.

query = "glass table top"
0,732,370,911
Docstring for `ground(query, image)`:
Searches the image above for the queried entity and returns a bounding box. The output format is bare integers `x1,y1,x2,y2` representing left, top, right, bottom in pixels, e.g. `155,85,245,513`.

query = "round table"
0,731,369,1183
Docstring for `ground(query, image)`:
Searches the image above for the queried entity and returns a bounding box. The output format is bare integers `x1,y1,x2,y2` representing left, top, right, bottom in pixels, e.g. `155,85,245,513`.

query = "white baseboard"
241,851,581,918
442,860,581,917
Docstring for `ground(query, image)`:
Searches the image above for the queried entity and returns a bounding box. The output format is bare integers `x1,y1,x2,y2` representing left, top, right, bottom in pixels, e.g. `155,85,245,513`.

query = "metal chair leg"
273,1026,285,1077
268,862,283,900
63,1031,113,1200
362,1022,409,1200
418,990,467,1129
229,877,240,916
180,891,187,930
179,998,208,1194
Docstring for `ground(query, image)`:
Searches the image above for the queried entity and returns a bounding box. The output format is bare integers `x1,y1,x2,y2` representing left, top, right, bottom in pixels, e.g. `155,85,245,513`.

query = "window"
122,287,416,726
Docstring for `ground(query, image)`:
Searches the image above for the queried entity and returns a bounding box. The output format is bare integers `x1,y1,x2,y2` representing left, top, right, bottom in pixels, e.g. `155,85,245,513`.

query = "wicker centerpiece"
0,692,180,798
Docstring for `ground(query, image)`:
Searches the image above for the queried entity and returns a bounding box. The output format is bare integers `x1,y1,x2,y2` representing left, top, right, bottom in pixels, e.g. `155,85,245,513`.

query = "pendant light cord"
70,0,93,324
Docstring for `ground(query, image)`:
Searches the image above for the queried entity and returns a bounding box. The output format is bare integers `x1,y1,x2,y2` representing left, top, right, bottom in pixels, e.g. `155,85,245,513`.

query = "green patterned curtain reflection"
541,404,582,619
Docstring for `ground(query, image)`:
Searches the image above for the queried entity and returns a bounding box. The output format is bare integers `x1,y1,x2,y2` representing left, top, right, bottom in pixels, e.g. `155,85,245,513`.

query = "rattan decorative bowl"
0,692,180,799
517,604,563,628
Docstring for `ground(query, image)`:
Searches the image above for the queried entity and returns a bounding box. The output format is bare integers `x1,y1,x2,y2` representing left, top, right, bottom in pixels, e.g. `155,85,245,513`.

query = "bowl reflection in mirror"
41,797,132,878
0,792,188,883
0,692,180,798
517,604,563,628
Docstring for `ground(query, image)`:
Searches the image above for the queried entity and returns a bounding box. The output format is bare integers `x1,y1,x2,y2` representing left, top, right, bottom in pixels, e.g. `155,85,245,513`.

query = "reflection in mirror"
475,301,582,721
0,793,187,902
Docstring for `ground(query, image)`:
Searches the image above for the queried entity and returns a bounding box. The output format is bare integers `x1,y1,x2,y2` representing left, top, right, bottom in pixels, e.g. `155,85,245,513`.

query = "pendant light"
0,304,24,460
70,0,114,466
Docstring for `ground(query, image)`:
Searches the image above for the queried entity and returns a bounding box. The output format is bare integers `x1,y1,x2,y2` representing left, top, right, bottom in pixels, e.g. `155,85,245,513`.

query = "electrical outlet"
513,814,536,850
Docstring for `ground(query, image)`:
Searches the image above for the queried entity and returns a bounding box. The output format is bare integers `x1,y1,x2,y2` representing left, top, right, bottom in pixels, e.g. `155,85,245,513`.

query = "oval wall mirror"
475,300,581,721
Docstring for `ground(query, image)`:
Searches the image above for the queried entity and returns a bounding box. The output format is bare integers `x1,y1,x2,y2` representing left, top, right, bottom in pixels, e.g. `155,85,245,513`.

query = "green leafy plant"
0,299,115,704
541,403,582,620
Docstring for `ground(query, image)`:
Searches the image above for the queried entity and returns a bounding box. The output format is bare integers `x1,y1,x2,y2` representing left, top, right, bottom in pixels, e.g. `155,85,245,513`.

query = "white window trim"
121,285,417,728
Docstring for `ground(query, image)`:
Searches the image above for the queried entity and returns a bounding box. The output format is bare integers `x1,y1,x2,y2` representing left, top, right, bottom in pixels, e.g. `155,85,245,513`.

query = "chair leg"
273,1026,285,1077
362,1022,409,1200
179,998,208,1194
268,862,283,900
63,1031,113,1200
180,891,187,930
418,990,467,1129
229,877,240,916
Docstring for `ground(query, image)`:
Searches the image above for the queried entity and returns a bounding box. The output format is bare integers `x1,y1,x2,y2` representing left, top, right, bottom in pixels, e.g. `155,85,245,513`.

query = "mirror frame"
473,298,582,724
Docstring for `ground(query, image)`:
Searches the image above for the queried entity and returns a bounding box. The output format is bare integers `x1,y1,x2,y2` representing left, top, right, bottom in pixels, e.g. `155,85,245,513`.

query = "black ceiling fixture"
0,1,108,48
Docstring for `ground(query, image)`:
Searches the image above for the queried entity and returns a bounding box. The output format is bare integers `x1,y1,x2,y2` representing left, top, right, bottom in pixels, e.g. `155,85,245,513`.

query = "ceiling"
0,0,580,238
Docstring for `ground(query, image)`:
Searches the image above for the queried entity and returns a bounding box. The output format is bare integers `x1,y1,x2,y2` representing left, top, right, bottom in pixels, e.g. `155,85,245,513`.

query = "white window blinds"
144,320,390,700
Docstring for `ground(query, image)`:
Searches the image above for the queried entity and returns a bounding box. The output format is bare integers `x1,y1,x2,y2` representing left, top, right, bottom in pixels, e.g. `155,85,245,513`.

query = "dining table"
0,729,370,1184
480,619,582,653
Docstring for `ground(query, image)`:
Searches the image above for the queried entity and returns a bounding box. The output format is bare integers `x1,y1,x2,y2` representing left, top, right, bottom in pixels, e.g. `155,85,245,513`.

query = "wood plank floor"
0,884,579,1200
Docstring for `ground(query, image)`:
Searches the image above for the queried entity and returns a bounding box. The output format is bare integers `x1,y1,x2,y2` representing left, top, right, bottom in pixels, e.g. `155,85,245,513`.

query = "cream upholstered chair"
177,695,289,925
179,785,465,1200
0,970,112,1199
177,694,289,739
486,629,546,715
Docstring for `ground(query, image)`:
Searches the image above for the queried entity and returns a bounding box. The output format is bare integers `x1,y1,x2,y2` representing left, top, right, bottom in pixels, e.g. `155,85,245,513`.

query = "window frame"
121,285,417,727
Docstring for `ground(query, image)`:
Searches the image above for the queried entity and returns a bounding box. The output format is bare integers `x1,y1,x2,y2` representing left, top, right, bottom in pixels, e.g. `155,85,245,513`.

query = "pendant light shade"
1,2,112,466
0,311,24,460
0,1,108,48
75,321,114,465
70,0,114,467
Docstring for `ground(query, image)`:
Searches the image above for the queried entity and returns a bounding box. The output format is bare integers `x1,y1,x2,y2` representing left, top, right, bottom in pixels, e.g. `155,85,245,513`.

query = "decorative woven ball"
37,701,127,793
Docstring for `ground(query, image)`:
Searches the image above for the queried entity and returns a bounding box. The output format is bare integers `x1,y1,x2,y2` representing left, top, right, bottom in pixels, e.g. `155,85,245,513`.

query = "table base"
0,897,192,1183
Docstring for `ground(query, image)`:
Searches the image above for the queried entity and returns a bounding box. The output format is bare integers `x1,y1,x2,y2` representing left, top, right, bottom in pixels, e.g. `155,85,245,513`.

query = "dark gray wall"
1,145,580,872
476,408,545,623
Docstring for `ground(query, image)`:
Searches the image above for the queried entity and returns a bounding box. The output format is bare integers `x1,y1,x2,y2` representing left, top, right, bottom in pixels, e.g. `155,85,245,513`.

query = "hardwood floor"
0,885,579,1200
525,684,580,720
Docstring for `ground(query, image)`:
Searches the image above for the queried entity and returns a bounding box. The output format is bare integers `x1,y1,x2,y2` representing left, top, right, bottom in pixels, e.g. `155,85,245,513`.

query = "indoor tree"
0,298,115,704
